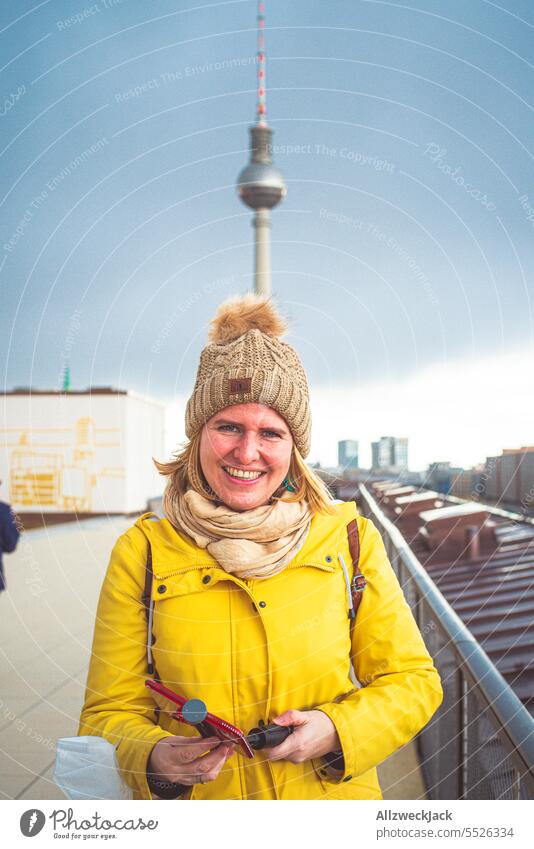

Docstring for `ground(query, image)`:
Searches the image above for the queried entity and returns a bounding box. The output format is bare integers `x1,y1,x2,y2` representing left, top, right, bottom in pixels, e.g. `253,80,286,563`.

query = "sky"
1,0,533,470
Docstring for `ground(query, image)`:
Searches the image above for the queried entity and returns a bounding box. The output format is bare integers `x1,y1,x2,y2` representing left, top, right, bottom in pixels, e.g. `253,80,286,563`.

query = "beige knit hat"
185,295,311,457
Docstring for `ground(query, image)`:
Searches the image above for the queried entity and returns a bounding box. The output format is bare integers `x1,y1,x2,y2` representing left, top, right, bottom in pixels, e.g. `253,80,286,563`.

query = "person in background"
0,479,20,592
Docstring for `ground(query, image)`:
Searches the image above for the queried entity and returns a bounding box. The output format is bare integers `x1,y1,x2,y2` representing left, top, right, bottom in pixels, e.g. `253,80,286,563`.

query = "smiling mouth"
222,465,267,482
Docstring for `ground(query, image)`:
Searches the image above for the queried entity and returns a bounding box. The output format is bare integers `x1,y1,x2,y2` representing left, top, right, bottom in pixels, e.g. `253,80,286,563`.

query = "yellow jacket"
78,501,442,799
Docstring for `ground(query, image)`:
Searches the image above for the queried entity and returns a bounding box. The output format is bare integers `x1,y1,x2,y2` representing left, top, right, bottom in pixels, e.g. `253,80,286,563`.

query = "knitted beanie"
185,295,311,457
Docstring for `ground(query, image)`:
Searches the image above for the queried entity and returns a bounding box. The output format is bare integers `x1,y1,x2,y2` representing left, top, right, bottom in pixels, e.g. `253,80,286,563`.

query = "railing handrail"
359,484,534,782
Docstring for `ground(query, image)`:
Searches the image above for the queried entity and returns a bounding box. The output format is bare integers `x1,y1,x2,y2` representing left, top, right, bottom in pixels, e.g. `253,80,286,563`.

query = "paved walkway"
0,518,426,800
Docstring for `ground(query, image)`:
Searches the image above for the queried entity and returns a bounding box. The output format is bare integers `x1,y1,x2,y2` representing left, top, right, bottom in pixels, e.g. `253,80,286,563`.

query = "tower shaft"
254,209,271,295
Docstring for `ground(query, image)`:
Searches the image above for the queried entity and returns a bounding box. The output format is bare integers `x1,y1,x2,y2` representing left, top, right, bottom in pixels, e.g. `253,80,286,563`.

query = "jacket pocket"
311,756,338,794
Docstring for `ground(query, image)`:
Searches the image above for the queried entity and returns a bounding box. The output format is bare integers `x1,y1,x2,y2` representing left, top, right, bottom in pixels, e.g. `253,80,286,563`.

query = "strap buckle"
351,572,366,593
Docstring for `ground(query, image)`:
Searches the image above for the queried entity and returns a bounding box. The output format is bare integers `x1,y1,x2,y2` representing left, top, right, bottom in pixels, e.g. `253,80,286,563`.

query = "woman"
78,295,443,800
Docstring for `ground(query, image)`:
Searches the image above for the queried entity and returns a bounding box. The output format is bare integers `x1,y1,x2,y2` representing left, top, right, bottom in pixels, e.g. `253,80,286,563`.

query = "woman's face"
199,402,293,511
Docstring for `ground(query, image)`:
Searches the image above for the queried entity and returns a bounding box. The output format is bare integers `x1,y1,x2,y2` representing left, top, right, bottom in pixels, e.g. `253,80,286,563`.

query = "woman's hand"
148,735,235,786
263,709,341,763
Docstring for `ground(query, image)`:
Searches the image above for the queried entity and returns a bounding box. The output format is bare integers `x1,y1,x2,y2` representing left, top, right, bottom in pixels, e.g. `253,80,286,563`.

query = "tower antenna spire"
256,1,266,125
236,0,286,295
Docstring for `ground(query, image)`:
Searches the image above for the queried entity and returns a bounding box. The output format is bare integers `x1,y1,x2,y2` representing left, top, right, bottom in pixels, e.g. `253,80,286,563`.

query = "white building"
0,388,165,516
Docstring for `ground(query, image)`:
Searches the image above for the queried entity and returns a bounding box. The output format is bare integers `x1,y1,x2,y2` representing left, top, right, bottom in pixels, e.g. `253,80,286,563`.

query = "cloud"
310,346,534,470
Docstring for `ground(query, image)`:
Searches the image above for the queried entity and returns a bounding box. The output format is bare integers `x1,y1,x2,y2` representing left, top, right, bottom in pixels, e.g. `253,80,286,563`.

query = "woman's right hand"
148,735,235,786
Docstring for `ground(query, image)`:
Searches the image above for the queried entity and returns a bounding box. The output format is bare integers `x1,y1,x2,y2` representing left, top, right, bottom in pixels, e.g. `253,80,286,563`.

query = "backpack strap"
142,540,156,676
347,519,366,616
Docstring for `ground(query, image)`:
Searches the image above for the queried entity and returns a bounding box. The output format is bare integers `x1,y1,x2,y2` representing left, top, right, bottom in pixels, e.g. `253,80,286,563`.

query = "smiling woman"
199,404,293,512
78,294,443,800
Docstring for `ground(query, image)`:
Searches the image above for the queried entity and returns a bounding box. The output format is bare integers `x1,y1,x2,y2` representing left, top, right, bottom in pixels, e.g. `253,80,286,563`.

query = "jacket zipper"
286,562,336,572
154,562,335,581
153,564,215,580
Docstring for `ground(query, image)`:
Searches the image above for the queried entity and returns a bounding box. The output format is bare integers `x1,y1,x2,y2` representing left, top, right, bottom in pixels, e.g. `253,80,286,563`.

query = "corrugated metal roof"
371,482,534,716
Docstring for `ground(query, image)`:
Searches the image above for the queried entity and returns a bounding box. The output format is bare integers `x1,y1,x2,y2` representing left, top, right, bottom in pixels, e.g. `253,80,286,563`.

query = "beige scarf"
170,489,311,579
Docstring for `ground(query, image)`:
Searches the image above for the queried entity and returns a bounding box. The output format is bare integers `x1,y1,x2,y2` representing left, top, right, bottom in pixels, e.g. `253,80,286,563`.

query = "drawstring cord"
338,553,355,620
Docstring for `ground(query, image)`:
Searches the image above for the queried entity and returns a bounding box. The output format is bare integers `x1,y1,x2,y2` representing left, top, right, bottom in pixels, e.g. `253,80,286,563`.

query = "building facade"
338,439,359,470
482,447,534,511
0,388,165,516
371,436,409,472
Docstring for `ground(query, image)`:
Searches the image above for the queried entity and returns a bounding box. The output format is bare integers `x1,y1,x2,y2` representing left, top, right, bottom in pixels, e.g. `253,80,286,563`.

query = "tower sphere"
237,161,287,210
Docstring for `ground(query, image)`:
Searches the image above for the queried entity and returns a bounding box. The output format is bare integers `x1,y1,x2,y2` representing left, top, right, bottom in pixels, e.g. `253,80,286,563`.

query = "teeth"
224,466,264,480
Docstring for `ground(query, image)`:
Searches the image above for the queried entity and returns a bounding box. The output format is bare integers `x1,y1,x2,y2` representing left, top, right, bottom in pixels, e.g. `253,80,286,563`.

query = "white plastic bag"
53,736,133,800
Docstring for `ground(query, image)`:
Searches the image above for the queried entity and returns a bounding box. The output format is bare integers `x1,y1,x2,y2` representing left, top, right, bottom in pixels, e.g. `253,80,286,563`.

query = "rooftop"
2,387,127,396
370,481,534,717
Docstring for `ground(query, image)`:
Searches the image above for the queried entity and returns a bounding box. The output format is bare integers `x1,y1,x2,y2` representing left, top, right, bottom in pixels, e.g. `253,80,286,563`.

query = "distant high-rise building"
371,441,380,470
338,440,359,470
371,436,409,472
394,437,409,470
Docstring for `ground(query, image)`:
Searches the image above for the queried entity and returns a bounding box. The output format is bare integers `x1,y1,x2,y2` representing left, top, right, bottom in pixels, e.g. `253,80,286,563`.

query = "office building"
338,440,359,470
371,436,409,472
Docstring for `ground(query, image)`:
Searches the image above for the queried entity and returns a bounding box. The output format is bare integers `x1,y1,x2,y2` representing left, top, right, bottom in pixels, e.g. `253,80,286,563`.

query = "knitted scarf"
169,489,312,579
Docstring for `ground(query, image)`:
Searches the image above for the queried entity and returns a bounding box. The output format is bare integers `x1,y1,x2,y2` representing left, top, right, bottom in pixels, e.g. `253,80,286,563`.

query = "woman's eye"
217,425,280,438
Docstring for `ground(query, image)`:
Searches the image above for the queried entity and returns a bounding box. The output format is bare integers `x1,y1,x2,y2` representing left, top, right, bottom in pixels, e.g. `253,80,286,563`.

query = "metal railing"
358,484,534,800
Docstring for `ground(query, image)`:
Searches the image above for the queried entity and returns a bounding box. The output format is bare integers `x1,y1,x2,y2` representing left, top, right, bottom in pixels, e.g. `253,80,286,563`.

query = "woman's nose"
232,433,261,465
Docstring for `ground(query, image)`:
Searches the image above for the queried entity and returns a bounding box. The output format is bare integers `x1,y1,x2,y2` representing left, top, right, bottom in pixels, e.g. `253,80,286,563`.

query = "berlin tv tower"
236,1,286,295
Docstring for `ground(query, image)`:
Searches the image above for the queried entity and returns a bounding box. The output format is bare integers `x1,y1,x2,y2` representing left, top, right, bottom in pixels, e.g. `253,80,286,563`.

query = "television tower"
236,1,286,295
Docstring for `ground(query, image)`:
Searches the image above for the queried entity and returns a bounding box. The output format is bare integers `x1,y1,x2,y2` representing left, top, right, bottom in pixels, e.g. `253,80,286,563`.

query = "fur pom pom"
208,295,288,344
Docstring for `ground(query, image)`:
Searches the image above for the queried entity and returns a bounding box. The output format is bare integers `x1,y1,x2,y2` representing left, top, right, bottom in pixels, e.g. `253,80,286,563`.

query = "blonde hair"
154,431,336,518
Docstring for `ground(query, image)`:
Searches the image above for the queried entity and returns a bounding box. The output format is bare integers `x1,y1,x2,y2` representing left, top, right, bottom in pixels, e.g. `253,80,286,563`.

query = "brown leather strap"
347,519,360,567
347,519,366,616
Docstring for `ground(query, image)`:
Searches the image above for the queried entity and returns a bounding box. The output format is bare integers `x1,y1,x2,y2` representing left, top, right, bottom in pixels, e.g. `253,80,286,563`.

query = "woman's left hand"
263,709,341,763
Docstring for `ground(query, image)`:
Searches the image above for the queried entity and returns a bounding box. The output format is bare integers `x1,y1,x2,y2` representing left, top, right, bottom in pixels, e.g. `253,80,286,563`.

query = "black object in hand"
247,721,294,750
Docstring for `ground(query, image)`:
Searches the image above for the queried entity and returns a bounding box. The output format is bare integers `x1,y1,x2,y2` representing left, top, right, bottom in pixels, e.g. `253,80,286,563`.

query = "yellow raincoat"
78,501,442,799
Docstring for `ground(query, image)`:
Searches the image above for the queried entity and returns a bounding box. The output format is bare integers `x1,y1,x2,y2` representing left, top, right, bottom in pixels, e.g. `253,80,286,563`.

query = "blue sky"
1,0,533,468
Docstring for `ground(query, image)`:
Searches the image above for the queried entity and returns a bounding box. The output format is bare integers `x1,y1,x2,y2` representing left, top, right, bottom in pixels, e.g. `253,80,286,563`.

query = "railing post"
459,671,467,799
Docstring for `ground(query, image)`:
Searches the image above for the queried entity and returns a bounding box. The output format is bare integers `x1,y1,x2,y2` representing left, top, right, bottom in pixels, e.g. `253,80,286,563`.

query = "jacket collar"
135,512,218,575
135,501,356,577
